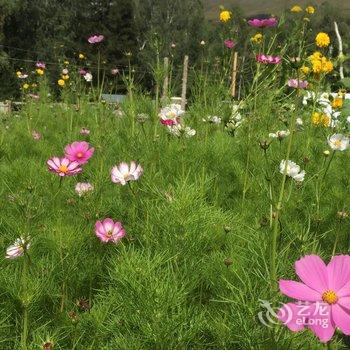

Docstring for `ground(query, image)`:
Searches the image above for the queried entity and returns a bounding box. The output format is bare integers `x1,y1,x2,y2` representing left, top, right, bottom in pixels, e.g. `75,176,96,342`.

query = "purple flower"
248,18,278,28
287,79,309,89
224,39,235,49
88,35,104,44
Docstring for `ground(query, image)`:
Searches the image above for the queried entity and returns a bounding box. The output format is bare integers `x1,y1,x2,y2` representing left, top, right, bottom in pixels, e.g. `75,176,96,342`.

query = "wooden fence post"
230,52,238,98
181,55,189,110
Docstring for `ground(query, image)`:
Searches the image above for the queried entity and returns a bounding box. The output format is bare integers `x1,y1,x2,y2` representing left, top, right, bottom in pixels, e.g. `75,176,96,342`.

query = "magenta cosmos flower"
224,39,235,49
95,218,125,243
32,130,41,140
80,127,90,135
64,141,94,164
287,79,309,89
256,54,281,64
278,255,350,343
111,161,143,185
248,17,278,28
88,34,104,44
47,157,82,177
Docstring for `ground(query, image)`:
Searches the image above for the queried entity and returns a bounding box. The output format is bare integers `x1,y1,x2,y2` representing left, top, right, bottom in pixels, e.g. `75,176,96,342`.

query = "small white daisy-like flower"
75,182,94,197
327,134,349,151
84,73,93,82
279,160,305,182
269,130,290,140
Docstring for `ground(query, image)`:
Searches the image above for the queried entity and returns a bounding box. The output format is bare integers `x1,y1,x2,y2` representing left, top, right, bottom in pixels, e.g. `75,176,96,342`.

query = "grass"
0,85,349,349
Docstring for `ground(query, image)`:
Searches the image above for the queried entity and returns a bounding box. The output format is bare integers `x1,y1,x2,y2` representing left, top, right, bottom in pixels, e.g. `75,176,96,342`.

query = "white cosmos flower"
279,160,306,182
111,161,143,185
327,134,349,151
84,73,93,82
346,116,350,124
168,124,196,138
159,104,184,120
6,237,30,259
269,130,290,140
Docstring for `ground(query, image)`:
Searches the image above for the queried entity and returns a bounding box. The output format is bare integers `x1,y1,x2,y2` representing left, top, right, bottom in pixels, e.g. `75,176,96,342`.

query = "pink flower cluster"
248,17,278,28
256,54,281,64
224,39,235,49
88,34,104,44
47,141,94,177
287,79,309,89
36,61,46,69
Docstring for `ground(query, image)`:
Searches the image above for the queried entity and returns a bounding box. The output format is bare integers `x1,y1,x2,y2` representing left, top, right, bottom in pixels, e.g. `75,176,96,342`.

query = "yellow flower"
220,10,231,22
32,83,37,88
62,74,70,80
315,32,330,48
36,68,44,75
251,33,263,44
22,83,29,90
321,115,331,127
312,60,322,74
58,79,65,87
300,66,310,74
16,71,22,77
322,59,333,73
312,112,331,127
312,112,321,125
331,98,343,109
305,6,315,14
79,53,85,59
64,60,69,65
291,5,303,12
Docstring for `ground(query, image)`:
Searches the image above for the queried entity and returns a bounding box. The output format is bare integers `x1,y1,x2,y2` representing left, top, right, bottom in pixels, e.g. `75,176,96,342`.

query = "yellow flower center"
106,230,113,237
322,290,338,304
333,139,342,148
58,165,68,174
77,152,83,158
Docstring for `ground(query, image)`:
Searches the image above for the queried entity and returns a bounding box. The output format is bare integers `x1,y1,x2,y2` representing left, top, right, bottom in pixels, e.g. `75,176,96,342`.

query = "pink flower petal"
338,280,350,298
338,296,350,310
332,304,350,335
279,280,321,301
307,303,335,343
327,255,350,292
295,255,328,293
277,302,306,332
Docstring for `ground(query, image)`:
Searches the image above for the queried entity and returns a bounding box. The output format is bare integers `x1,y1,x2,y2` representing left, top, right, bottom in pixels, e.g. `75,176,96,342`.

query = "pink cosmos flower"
80,127,90,135
6,236,30,259
36,61,46,69
47,157,82,177
111,161,143,185
94,218,125,243
256,54,281,64
32,130,41,140
224,39,235,49
111,68,119,75
75,182,94,197
79,68,87,76
287,79,309,89
88,34,104,44
248,17,278,28
160,119,178,126
64,141,94,164
278,255,350,343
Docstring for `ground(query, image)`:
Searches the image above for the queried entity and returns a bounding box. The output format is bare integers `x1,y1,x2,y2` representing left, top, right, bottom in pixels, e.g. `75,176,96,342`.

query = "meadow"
1,5,350,350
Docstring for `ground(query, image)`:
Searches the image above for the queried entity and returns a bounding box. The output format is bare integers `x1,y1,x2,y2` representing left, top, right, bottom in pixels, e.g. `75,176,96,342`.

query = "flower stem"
21,255,29,350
